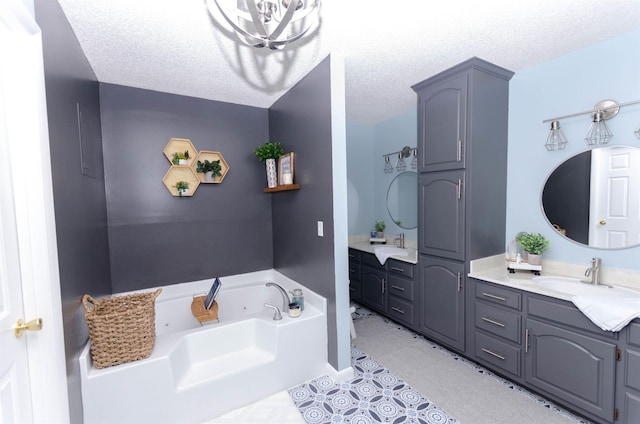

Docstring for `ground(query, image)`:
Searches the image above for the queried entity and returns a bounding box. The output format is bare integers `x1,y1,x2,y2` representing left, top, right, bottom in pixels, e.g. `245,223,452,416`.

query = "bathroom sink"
374,246,408,255
531,276,640,298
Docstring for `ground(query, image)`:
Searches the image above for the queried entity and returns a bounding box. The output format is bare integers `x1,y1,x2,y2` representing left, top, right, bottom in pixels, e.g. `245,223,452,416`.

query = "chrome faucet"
264,303,282,320
266,282,290,312
582,257,602,285
393,233,405,249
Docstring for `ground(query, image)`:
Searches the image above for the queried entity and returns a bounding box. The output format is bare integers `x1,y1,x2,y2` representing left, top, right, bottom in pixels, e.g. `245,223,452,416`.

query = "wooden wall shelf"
263,184,301,193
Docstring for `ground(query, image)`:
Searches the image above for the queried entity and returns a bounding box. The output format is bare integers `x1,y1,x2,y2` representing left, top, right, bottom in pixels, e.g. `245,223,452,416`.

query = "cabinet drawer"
388,275,414,302
527,295,616,339
475,281,522,311
348,249,361,262
387,296,415,328
628,321,640,347
349,279,362,300
362,252,384,268
349,262,361,282
475,331,521,378
388,259,414,278
475,301,521,343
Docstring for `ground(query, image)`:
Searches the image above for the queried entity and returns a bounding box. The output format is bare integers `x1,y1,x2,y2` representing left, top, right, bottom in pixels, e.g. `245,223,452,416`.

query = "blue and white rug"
288,346,457,424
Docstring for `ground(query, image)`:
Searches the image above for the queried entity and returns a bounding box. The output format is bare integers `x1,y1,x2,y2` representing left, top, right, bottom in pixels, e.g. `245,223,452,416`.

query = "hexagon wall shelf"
191,151,230,183
162,166,200,197
163,138,197,166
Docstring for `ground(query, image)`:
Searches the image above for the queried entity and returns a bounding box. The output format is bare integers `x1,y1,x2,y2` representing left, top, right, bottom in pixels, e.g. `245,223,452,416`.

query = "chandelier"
208,0,321,50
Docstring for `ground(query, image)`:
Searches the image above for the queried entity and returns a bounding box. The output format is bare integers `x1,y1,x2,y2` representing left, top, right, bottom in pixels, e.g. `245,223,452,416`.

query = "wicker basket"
82,288,162,369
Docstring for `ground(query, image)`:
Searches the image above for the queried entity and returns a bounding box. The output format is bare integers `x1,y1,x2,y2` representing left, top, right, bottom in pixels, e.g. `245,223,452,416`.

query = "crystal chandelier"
208,0,321,50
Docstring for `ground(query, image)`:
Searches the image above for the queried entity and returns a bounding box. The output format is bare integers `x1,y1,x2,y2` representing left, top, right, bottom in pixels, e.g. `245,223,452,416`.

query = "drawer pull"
482,348,506,361
391,267,405,273
391,285,405,292
482,292,507,302
382,278,385,294
349,254,356,258
481,317,505,327
391,307,405,315
349,268,355,273
349,287,355,292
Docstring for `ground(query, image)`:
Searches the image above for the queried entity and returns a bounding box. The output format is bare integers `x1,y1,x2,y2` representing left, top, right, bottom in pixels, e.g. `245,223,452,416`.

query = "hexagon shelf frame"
162,166,200,197
163,138,197,166
191,151,230,184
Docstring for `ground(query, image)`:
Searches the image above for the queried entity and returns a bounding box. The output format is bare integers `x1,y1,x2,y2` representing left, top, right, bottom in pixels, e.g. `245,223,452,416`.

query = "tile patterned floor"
288,346,457,424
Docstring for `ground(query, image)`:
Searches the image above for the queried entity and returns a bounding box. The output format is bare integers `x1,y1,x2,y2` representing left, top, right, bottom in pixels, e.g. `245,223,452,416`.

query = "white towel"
571,296,640,332
374,247,408,265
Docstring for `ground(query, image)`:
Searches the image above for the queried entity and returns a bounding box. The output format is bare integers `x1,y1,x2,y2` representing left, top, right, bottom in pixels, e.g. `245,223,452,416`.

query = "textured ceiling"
57,0,640,124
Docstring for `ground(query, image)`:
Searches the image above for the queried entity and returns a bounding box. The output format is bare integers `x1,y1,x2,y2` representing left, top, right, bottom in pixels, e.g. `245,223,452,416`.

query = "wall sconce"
635,122,640,140
410,148,418,169
544,120,568,151
542,99,640,151
382,146,416,173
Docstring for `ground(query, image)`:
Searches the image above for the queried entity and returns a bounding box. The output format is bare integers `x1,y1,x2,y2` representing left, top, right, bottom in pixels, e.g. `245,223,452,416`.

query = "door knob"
599,220,606,225
14,318,43,338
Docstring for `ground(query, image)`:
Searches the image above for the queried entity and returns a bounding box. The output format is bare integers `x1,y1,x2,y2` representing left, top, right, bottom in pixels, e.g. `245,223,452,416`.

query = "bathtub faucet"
266,282,290,313
264,303,282,320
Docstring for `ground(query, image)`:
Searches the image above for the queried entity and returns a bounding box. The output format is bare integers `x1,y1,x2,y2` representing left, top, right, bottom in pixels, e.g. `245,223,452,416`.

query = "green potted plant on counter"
254,142,283,188
196,159,222,182
374,220,386,239
516,232,549,265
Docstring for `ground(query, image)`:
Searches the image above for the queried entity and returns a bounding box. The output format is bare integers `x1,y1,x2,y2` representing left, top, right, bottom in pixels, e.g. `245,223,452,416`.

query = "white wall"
507,28,640,271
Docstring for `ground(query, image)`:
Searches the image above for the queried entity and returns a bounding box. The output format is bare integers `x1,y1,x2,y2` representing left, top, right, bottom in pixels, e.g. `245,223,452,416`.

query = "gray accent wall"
100,84,271,293
35,1,112,422
269,57,340,368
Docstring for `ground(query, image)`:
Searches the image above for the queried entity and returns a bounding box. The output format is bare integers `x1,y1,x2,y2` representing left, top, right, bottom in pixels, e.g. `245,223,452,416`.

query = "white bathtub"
79,270,328,424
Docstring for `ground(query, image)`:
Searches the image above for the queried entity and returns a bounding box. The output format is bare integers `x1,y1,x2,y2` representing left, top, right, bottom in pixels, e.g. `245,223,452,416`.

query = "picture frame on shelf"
278,152,294,185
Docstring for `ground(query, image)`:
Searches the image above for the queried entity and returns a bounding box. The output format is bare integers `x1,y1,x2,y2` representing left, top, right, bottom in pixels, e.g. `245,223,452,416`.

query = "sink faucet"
266,282,290,312
393,233,405,249
582,257,602,285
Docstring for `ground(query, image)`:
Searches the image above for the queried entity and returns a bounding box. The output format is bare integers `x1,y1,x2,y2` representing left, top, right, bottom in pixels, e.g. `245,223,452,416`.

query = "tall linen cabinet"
412,58,513,353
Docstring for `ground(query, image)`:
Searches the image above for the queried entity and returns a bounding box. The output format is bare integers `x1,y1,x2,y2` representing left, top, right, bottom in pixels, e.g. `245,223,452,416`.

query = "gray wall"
269,57,339,367
35,1,112,422
100,84,272,293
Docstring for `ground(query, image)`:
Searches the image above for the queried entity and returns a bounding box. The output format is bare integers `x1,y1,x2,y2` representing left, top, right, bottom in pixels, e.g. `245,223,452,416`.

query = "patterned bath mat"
288,346,457,423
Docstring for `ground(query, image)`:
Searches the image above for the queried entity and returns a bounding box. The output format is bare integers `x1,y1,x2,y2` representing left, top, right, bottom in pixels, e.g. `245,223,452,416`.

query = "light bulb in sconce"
410,148,418,169
584,110,613,145
395,152,406,171
383,155,394,173
544,120,568,151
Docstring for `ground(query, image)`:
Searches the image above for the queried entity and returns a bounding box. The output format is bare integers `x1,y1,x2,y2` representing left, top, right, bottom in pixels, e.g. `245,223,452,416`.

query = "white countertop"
348,241,418,265
469,255,640,302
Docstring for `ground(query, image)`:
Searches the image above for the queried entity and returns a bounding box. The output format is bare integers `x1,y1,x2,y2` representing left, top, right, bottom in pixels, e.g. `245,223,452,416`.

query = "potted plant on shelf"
196,159,222,182
174,181,189,197
172,151,190,165
516,232,549,265
254,142,283,188
374,220,386,239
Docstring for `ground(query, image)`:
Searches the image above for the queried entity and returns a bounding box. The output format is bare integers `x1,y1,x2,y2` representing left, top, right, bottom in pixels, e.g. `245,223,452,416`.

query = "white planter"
205,171,214,182
266,158,278,188
527,253,542,265
178,159,188,165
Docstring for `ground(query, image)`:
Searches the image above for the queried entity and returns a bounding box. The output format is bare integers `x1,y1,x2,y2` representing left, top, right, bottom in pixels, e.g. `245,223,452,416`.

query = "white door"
0,2,70,423
0,106,33,422
589,146,640,248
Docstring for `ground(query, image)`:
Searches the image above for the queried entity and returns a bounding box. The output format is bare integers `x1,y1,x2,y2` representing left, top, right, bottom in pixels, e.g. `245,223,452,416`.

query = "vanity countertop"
469,255,640,302
348,241,418,265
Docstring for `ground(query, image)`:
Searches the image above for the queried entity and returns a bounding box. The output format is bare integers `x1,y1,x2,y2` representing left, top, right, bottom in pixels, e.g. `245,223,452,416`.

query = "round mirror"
541,145,640,249
387,171,418,229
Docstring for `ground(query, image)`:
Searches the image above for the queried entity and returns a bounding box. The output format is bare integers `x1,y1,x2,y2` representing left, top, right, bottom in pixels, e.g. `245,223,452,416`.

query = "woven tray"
82,288,162,369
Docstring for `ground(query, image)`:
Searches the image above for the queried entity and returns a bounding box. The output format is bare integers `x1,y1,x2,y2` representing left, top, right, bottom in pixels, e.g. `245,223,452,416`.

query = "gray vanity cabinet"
419,255,465,351
412,57,513,355
348,249,362,302
387,259,419,331
525,294,617,423
616,320,640,423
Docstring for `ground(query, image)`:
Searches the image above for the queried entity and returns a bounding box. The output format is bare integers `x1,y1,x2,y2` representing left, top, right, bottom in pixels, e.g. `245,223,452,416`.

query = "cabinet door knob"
599,220,606,225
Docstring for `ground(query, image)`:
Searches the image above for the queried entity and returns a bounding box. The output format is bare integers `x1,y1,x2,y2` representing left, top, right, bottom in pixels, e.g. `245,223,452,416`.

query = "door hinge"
616,348,621,361
614,407,619,421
